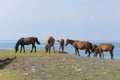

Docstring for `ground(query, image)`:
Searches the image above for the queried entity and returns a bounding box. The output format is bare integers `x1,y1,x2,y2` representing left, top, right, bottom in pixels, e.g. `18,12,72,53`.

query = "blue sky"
0,0,120,41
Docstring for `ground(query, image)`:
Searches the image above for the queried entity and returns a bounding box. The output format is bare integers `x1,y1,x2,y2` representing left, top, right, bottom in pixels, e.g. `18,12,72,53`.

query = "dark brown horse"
57,39,64,52
45,36,55,53
93,43,114,59
15,37,40,53
65,39,93,57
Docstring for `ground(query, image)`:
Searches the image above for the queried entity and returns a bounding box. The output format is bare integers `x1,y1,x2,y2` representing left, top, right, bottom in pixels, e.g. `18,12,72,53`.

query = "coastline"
0,40,119,60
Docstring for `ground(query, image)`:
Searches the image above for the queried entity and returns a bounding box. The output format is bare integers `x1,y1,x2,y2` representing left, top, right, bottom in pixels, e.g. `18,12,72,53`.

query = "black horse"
15,37,40,53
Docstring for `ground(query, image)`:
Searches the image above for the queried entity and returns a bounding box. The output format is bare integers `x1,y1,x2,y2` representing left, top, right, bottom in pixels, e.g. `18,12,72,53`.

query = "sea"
0,40,120,60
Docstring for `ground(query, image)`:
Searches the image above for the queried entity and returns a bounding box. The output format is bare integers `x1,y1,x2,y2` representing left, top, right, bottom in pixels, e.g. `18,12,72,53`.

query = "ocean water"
0,40,120,60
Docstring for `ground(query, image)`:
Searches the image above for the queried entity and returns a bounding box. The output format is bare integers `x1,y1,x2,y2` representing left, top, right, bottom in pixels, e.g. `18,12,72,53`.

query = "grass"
0,49,120,80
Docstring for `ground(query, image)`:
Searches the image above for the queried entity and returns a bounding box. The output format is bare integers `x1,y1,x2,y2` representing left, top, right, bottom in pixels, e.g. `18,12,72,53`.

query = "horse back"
99,43,114,51
74,41,91,50
18,37,36,45
57,39,64,45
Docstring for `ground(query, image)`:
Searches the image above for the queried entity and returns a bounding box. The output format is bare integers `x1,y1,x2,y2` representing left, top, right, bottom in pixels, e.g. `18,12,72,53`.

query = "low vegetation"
0,50,120,80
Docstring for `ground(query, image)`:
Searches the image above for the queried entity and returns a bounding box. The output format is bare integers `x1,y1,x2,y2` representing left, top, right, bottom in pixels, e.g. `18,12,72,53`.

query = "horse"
15,37,40,53
65,39,93,57
45,36,55,53
93,43,114,59
57,39,64,52
92,44,98,52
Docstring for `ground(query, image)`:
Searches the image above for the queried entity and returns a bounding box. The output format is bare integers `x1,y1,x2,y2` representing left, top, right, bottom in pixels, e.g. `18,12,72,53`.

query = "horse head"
15,45,19,53
93,47,100,57
65,39,73,46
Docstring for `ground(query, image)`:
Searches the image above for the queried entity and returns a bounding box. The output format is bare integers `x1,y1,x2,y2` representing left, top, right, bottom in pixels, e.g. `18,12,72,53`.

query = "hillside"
0,50,120,80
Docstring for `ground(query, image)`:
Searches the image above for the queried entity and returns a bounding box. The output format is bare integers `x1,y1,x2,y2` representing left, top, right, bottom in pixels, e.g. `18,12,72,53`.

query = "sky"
0,0,120,41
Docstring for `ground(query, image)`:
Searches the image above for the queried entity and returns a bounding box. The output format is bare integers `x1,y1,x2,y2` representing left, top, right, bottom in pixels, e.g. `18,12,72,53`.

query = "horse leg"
102,53,104,59
75,48,77,55
62,45,64,52
20,45,22,53
85,49,87,54
94,52,97,58
31,44,36,53
23,45,25,53
99,52,103,59
77,50,80,56
49,47,51,53
75,48,80,56
53,45,55,53
87,49,91,57
33,43,36,53
99,53,101,58
101,51,104,59
110,50,113,59
31,45,33,52
34,45,36,53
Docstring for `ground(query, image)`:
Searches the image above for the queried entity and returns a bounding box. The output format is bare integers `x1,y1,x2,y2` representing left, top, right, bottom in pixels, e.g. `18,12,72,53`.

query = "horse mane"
68,39,75,44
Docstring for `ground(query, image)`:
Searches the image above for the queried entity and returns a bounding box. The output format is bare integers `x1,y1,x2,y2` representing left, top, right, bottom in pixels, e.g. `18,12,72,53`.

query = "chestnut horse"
57,39,64,52
92,44,98,52
93,43,114,59
65,39,93,57
45,36,55,53
15,37,40,53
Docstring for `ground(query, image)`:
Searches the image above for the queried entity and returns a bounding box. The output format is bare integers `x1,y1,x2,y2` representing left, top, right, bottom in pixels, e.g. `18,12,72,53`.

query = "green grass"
0,50,120,80
0,70,22,80
0,50,70,80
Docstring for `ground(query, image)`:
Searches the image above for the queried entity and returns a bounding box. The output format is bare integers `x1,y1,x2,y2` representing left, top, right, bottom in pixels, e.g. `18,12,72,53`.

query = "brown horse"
15,37,40,53
93,43,114,59
92,44,98,52
45,36,55,53
57,39,64,52
65,39,93,57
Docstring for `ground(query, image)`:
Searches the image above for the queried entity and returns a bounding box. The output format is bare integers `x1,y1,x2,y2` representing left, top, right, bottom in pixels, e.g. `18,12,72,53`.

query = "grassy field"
0,50,120,80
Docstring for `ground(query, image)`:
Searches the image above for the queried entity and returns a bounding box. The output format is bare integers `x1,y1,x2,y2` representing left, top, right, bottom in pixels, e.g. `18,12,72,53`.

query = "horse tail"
35,37,40,45
89,42,93,52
